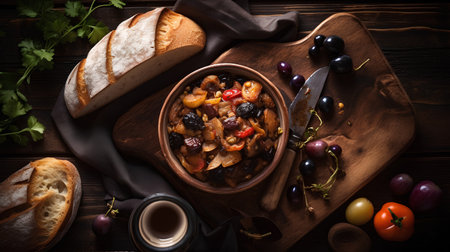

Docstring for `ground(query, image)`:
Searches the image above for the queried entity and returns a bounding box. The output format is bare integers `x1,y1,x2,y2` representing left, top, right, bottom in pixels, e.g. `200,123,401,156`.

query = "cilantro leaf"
27,115,45,141
0,90,18,103
33,49,54,62
37,11,71,41
17,0,53,18
110,0,126,9
10,130,29,146
2,98,30,118
88,22,109,44
18,40,54,70
65,1,83,18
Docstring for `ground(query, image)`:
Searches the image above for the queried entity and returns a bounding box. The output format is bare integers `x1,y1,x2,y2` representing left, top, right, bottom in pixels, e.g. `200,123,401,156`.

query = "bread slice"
0,158,82,252
64,8,206,118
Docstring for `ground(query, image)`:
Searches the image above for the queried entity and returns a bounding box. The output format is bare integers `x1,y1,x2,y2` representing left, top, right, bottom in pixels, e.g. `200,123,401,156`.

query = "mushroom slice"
221,151,242,167
203,141,218,152
209,117,224,139
206,153,222,171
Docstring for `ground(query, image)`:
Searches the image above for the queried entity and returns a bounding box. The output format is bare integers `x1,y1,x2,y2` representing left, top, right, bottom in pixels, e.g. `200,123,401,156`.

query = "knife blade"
260,66,330,212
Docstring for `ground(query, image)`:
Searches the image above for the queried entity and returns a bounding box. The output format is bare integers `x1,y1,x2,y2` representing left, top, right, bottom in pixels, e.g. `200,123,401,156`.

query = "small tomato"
373,202,414,242
345,197,374,226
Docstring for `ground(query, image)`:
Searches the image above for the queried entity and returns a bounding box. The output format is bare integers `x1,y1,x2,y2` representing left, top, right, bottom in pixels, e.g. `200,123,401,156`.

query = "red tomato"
373,202,414,241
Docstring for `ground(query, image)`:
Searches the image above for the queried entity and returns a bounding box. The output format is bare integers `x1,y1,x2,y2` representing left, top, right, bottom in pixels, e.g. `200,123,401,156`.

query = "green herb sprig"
0,0,125,145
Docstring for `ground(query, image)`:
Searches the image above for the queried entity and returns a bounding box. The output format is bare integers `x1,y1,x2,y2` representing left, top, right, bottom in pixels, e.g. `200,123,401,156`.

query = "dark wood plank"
0,2,449,251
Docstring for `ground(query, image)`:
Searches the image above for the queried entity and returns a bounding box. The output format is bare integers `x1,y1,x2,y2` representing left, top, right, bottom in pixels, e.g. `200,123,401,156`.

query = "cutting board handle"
260,148,297,212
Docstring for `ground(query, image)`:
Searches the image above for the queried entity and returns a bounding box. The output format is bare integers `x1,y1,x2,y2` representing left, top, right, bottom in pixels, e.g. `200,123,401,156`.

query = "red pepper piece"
222,89,242,101
234,127,255,138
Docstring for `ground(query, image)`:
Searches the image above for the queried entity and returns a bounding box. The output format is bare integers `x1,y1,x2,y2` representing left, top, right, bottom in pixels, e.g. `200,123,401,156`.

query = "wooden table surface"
1,1,449,251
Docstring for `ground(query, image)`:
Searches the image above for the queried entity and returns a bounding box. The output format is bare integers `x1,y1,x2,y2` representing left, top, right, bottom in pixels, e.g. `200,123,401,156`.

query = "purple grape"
329,145,342,156
389,173,413,196
318,96,334,114
299,159,315,176
287,184,302,204
314,35,326,47
305,140,328,159
409,180,442,212
308,45,320,57
92,215,112,236
290,74,305,91
277,61,292,77
323,35,345,55
330,55,353,74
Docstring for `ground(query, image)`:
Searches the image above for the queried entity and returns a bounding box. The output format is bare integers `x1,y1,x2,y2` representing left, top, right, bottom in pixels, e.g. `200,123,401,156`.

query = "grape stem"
305,150,340,199
294,109,323,150
353,58,370,71
296,175,314,213
105,196,119,217
240,229,272,239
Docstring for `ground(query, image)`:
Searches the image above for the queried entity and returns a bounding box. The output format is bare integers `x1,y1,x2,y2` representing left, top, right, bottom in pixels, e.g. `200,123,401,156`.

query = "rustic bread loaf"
0,158,82,252
64,7,206,118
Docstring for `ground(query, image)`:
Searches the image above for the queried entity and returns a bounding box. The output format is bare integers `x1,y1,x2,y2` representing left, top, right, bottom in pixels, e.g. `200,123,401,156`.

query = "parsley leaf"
8,124,29,146
27,115,45,141
65,1,83,18
88,21,109,44
19,40,54,70
33,49,54,62
0,90,17,104
110,0,126,9
2,98,30,119
37,11,71,41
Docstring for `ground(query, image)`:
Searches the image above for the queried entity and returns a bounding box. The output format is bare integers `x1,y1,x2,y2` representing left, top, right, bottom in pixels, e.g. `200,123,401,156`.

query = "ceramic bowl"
158,63,289,194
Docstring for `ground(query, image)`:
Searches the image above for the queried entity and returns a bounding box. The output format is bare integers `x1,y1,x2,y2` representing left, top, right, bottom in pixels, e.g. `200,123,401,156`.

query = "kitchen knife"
260,66,330,212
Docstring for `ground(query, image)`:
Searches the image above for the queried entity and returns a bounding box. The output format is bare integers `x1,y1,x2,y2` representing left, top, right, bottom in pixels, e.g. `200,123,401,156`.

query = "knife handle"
260,148,297,212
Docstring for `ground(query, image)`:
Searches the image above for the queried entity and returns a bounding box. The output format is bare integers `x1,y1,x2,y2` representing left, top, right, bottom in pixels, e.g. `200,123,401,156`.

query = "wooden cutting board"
113,13,415,251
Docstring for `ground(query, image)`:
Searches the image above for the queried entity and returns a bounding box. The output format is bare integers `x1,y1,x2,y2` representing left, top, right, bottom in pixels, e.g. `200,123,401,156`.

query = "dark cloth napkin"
51,0,300,250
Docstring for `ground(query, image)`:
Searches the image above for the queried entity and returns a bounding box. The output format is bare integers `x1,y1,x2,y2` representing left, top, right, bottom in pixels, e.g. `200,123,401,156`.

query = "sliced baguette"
0,158,82,252
64,7,206,118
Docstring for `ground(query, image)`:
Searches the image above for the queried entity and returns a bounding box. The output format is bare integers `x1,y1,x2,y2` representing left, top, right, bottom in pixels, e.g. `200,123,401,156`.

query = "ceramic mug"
129,194,197,252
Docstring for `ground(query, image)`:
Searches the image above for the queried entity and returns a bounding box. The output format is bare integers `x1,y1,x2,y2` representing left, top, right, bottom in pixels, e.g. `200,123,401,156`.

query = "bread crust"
0,158,82,252
64,7,206,118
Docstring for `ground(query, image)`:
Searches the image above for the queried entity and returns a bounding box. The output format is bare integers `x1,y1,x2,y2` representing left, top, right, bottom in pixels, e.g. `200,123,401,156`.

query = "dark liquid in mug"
148,204,181,238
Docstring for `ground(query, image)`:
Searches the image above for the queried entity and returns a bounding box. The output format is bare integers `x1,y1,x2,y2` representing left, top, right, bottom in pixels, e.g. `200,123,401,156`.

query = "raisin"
218,73,233,89
236,102,256,119
223,116,239,130
183,112,205,130
169,132,184,149
202,103,218,118
184,137,202,153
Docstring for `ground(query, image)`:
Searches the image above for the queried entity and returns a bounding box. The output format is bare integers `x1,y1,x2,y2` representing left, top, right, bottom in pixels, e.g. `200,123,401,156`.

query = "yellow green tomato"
345,197,374,225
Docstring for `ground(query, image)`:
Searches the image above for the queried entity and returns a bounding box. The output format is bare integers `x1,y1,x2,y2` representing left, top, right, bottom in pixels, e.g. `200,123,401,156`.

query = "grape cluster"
309,34,353,74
